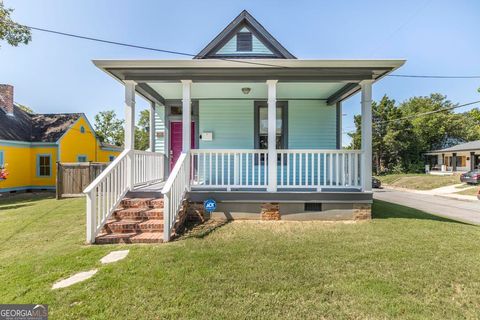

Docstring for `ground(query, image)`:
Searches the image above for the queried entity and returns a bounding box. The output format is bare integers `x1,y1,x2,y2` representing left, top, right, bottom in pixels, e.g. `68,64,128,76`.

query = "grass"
456,186,479,196
1,194,480,319
377,173,461,190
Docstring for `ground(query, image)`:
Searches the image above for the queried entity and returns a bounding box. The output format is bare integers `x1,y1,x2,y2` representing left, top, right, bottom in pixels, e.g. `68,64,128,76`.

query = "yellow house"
0,84,122,193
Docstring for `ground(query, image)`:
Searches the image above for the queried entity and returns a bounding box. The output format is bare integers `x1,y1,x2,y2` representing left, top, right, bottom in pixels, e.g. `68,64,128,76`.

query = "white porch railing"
133,150,166,187
190,149,269,189
84,149,165,243
190,149,362,190
277,150,363,189
161,152,190,242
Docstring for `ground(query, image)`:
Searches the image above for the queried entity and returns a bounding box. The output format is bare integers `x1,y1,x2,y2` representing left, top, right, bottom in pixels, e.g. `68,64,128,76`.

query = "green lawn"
1,194,480,319
377,173,461,190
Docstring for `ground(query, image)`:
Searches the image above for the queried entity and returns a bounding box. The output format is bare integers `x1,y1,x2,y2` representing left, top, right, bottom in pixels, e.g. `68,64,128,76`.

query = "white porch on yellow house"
84,59,404,244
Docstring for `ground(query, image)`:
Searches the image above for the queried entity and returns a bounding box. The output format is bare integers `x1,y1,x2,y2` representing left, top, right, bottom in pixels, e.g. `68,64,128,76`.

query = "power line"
26,26,288,69
342,100,480,134
375,100,480,125
27,25,480,80
387,74,480,79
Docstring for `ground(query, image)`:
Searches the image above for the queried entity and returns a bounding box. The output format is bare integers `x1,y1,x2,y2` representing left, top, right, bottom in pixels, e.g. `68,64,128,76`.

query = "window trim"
36,154,52,177
0,150,4,166
77,155,88,162
254,101,288,149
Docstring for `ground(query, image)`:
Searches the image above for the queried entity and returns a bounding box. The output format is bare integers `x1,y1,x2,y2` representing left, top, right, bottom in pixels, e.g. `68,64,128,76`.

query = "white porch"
85,59,404,243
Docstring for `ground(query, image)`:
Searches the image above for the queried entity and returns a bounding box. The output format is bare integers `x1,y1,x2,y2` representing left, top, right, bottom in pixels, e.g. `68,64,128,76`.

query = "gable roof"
194,10,296,59
0,104,82,143
429,140,480,153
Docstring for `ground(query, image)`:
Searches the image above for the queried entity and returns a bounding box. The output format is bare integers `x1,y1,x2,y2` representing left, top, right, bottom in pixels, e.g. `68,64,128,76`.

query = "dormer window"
236,32,252,52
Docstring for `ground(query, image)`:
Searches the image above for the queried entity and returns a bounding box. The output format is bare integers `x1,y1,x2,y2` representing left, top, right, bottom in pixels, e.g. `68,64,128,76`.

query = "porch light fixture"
241,87,251,94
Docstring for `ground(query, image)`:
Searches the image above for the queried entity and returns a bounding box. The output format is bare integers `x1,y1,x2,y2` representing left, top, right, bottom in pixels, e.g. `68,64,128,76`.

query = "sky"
1,0,479,146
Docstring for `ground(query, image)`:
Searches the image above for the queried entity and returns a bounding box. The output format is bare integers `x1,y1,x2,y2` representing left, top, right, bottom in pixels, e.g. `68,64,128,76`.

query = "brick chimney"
0,84,14,116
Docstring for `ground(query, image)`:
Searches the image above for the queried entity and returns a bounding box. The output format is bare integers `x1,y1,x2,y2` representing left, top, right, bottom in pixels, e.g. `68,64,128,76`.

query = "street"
374,188,480,225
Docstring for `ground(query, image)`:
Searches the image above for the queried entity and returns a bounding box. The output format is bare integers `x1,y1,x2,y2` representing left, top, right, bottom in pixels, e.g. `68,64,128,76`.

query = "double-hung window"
37,154,51,177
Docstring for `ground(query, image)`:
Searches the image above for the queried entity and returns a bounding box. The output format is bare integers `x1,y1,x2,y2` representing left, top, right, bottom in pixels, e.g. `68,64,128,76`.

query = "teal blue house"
86,10,405,243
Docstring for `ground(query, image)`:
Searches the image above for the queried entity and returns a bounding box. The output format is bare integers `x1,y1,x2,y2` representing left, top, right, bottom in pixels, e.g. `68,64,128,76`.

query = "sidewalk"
381,183,478,201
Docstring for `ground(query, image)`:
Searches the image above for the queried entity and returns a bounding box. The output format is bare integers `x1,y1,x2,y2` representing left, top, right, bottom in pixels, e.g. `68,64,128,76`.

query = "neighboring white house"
84,10,405,244
425,140,480,173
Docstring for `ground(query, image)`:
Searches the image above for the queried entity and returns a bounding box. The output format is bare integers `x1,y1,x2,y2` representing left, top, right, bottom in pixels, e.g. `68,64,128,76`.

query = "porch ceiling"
93,59,405,105
147,82,344,100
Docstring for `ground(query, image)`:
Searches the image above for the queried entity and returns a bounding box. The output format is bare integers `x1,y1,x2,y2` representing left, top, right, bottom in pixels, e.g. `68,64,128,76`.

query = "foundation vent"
304,203,322,212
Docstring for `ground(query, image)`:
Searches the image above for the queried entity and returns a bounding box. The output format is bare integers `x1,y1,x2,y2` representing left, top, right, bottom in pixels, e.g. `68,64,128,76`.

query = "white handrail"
84,149,130,194
84,149,130,243
161,152,190,242
84,149,166,243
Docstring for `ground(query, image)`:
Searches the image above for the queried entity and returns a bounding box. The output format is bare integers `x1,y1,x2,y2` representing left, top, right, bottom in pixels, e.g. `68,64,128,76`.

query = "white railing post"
163,193,171,241
86,189,96,244
125,80,136,190
266,80,278,192
360,80,373,192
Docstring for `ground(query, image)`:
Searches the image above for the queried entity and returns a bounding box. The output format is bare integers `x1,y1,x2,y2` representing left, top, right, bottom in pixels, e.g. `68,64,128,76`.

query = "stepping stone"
100,250,129,264
52,269,98,290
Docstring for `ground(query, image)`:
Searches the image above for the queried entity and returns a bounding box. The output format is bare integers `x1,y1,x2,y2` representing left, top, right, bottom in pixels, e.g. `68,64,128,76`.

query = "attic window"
80,126,85,133
237,32,252,52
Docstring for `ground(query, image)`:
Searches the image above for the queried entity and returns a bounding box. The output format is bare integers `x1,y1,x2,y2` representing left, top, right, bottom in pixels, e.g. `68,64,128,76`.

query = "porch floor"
132,182,370,203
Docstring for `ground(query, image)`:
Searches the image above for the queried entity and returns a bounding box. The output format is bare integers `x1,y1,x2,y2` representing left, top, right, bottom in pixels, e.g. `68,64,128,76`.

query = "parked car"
477,189,480,200
460,170,480,185
372,177,382,189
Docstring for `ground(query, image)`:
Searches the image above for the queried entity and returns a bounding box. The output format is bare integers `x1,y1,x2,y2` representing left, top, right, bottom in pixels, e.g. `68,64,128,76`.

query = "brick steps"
95,197,164,244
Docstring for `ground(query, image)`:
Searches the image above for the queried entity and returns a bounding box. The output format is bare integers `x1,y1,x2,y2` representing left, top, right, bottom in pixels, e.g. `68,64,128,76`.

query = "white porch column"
181,80,192,153
267,80,278,192
124,80,136,189
360,80,373,192
149,101,156,152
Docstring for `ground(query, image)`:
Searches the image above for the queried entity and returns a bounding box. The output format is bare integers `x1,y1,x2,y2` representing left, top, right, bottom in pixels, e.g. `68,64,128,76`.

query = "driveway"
374,188,480,225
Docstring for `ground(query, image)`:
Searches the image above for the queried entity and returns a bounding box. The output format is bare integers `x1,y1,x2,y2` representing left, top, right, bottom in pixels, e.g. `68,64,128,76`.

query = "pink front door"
169,121,195,170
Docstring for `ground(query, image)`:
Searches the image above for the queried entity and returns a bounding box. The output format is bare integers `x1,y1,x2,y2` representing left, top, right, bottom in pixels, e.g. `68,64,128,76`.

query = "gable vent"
236,32,252,52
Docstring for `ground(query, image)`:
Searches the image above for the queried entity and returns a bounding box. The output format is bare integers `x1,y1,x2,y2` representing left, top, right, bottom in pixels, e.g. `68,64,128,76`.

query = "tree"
94,110,124,146
349,93,480,174
135,109,150,151
93,109,152,150
0,2,31,48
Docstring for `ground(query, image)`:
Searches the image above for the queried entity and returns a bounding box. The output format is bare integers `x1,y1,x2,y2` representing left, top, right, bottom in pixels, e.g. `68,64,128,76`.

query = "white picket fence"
84,149,165,243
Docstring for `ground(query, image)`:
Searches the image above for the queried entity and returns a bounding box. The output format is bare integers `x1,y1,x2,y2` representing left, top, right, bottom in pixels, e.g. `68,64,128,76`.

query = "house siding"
288,100,337,149
216,27,273,56
154,105,166,153
199,100,254,149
